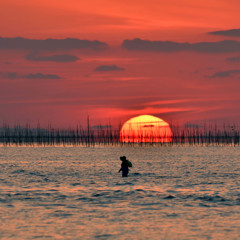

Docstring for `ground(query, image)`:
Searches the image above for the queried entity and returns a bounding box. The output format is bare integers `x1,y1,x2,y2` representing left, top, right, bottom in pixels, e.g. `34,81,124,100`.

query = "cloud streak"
209,29,240,37
0,37,108,51
209,70,240,78
226,56,240,62
25,52,80,62
3,72,61,79
122,38,240,53
95,65,125,71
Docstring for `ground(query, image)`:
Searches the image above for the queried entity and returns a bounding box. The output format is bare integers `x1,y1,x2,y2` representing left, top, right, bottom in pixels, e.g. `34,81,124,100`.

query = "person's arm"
118,167,122,172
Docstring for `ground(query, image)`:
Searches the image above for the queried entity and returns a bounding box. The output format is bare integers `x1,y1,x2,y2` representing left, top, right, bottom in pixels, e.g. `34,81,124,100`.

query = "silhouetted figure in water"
119,156,132,177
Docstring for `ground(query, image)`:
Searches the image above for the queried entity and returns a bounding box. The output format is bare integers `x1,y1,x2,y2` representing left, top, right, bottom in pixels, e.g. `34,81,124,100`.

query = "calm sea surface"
0,146,239,240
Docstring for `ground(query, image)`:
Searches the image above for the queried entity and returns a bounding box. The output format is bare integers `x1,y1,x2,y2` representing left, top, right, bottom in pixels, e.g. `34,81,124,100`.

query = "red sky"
1,0,240,127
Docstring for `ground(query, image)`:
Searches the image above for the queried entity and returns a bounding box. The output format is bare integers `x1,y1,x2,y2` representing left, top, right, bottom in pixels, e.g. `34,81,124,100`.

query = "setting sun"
120,115,172,143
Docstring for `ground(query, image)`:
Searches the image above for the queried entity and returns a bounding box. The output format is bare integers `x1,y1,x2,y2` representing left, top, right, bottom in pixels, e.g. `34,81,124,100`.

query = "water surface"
0,146,239,239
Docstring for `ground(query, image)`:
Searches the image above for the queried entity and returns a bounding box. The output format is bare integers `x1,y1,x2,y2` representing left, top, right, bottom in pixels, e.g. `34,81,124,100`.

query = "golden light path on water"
120,115,173,143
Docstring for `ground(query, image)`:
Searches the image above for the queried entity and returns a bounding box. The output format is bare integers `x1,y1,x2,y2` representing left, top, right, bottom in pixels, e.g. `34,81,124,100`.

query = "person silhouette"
119,156,131,177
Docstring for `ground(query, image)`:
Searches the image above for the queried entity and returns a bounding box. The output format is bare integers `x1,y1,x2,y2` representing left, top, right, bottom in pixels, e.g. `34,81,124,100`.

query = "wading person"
119,156,132,177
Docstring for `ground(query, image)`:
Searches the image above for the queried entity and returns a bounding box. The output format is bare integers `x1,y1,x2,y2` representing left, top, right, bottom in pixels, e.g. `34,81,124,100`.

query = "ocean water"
0,145,239,240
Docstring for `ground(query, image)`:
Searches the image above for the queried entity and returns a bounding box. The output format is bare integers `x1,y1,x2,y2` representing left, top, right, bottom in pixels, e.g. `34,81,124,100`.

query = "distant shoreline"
0,122,239,146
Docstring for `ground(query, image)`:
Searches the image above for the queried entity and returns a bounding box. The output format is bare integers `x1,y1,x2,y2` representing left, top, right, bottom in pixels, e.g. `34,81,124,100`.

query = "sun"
120,115,172,143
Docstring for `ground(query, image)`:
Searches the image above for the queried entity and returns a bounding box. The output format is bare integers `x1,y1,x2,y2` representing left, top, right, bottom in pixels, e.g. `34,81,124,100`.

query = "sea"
0,145,239,240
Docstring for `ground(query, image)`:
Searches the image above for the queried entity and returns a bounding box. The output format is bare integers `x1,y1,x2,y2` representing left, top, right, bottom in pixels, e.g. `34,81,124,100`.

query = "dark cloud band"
226,56,240,62
122,38,240,53
95,65,125,71
0,37,108,51
3,72,61,79
209,29,240,37
209,70,240,78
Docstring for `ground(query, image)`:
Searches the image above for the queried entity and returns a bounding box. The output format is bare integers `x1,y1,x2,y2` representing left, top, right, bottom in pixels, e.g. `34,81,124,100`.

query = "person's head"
120,156,126,161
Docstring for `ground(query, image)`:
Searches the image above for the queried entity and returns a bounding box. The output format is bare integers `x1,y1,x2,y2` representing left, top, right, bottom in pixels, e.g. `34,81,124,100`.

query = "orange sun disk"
120,115,172,143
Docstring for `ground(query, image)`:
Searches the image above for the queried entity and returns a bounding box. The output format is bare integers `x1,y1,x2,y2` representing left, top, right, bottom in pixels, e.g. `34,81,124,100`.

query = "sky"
1,0,240,127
